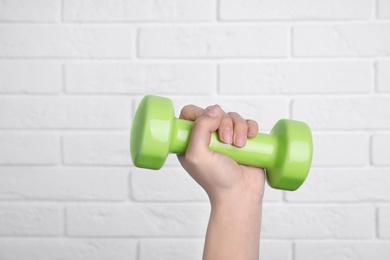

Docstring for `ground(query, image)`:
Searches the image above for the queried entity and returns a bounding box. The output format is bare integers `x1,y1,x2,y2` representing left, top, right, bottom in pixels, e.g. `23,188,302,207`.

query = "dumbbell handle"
170,117,277,168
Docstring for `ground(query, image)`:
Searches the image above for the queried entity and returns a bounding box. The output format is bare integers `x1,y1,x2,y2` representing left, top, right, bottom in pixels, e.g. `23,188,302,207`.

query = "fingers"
185,105,223,162
179,104,205,120
228,112,249,148
218,112,233,144
246,119,259,138
179,104,259,149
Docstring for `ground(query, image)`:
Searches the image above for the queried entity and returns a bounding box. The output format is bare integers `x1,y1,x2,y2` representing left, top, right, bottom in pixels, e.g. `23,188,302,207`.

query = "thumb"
185,105,223,160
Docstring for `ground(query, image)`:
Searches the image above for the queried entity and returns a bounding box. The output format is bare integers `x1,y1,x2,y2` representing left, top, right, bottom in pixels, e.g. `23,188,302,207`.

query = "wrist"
208,187,263,208
209,190,263,213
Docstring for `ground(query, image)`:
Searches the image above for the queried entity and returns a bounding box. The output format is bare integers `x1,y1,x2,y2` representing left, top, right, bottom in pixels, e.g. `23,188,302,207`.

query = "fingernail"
248,127,257,137
235,132,246,147
206,105,220,118
222,128,232,144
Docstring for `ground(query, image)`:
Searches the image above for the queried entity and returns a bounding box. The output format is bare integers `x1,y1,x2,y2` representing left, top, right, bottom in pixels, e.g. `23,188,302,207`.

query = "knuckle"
227,111,240,118
221,114,233,124
180,105,193,118
193,116,208,128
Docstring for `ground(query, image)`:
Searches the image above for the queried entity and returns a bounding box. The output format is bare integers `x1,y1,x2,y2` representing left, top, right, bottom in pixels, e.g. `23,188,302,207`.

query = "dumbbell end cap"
267,119,313,191
130,95,174,170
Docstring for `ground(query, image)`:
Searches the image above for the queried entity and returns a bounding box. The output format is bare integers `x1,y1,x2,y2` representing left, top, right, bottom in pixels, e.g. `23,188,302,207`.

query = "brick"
0,0,60,22
163,154,184,167
0,239,136,260
220,61,371,94
139,239,204,260
139,26,288,58
260,241,292,260
376,61,390,92
0,132,60,165
66,204,210,237
0,62,61,94
293,24,390,57
220,0,372,20
378,0,390,19
286,169,390,202
292,98,390,130
261,205,375,238
65,63,215,94
167,97,289,130
63,133,130,166
312,134,368,166
64,0,214,21
0,97,131,129
262,186,283,202
296,242,390,260
379,206,390,238
0,205,62,236
0,167,128,201
0,26,134,58
131,168,208,202
372,134,390,165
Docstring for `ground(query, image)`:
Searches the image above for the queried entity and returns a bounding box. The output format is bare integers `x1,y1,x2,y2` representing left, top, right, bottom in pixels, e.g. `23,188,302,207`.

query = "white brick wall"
376,60,390,92
0,1,389,259
139,26,288,58
64,63,216,94
0,239,137,260
219,0,373,20
293,24,390,57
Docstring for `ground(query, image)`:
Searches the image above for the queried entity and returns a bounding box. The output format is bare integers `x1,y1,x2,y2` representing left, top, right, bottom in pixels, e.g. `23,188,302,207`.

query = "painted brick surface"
131,168,208,202
378,0,390,19
0,239,137,260
220,61,372,94
286,169,390,202
139,26,288,58
220,0,372,20
311,134,368,166
376,60,390,92
0,132,60,165
292,98,390,130
0,1,389,259
296,242,390,260
0,167,128,201
261,205,375,238
139,239,204,260
0,97,131,129
64,0,214,22
293,24,390,57
63,133,130,166
0,0,60,22
0,205,62,236
0,26,134,58
371,134,390,165
65,63,215,94
66,204,210,237
0,61,61,94
378,206,390,238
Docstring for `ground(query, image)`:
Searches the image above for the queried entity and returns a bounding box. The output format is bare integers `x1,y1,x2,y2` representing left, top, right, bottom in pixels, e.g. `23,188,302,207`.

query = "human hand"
177,104,266,206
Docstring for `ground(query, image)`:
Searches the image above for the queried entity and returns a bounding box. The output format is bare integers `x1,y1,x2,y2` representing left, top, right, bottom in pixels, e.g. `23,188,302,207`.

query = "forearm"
203,197,263,260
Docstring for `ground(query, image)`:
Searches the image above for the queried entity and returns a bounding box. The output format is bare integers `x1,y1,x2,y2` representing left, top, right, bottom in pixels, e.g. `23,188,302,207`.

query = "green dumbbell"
130,95,313,191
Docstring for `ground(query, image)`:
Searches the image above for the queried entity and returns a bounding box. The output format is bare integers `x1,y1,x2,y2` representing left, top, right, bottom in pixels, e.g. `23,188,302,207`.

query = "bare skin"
177,104,266,260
